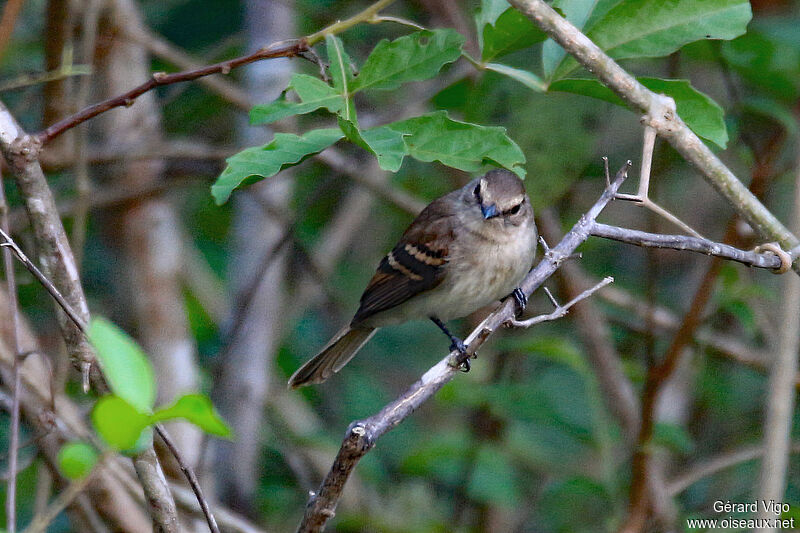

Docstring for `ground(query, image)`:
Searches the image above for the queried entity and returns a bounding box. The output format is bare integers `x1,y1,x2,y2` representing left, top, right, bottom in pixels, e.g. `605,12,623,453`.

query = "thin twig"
0,227,88,332
589,223,786,271
155,425,220,533
0,65,92,93
506,276,614,328
70,0,103,272
667,442,800,497
1,166,23,533
295,160,631,533
35,39,308,145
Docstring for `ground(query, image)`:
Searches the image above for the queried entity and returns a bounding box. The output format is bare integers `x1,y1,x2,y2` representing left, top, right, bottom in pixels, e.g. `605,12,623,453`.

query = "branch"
506,276,614,328
667,442,800,497
0,101,180,531
35,39,308,145
589,223,789,271
295,160,631,533
34,0,398,145
507,0,800,273
756,141,800,525
1,164,23,533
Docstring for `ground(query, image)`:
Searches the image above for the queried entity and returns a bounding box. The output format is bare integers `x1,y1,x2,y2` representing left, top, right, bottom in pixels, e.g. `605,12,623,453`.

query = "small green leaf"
88,317,155,413
549,77,728,148
326,35,356,121
212,128,344,204
553,0,752,79
152,394,232,438
57,442,98,480
249,74,343,125
363,110,526,177
353,29,464,92
476,0,547,61
483,63,546,91
92,396,151,451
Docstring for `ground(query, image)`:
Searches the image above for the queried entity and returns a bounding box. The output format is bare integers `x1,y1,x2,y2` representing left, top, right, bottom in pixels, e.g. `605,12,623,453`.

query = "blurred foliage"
1,0,800,531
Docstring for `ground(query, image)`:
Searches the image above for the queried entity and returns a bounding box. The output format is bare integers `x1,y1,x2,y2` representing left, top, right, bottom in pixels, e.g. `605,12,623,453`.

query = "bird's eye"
473,183,481,200
507,203,521,215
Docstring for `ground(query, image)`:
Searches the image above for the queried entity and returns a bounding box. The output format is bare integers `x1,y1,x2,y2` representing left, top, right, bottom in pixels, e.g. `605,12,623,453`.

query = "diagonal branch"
507,0,800,274
295,160,631,533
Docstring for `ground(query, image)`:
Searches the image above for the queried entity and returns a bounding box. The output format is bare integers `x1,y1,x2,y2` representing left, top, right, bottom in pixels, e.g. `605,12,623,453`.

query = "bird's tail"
288,325,377,388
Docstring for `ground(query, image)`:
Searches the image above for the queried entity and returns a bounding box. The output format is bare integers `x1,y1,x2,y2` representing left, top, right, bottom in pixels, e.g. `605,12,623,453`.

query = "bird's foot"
512,287,528,315
449,338,471,372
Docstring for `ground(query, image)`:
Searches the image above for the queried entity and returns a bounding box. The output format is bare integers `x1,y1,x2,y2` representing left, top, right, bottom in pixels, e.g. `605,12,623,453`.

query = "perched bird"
288,169,537,388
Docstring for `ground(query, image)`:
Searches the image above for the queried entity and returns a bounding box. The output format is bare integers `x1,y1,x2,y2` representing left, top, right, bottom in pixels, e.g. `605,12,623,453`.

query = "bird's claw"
450,338,471,372
512,287,528,315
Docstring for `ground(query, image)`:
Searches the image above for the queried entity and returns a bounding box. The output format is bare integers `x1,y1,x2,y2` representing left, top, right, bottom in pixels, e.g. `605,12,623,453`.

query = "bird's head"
471,169,532,227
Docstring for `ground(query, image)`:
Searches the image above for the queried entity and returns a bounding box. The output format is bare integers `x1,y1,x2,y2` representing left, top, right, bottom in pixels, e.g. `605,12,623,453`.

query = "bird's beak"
481,203,499,219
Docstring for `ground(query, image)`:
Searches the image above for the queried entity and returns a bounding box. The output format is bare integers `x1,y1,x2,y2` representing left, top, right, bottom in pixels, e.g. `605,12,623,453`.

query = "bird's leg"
430,317,470,371
512,288,528,315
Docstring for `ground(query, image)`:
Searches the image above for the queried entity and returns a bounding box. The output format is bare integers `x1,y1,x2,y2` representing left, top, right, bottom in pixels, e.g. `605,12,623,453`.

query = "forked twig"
506,276,614,328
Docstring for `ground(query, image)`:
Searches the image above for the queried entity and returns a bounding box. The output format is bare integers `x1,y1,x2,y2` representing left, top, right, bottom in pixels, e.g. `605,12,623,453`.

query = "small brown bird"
288,169,537,388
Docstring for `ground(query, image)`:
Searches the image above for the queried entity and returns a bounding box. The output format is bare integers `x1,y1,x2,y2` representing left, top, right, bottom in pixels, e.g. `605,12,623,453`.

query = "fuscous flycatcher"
289,169,537,388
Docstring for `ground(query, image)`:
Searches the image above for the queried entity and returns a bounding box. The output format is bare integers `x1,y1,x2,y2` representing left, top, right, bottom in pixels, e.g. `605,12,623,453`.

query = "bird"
288,169,537,388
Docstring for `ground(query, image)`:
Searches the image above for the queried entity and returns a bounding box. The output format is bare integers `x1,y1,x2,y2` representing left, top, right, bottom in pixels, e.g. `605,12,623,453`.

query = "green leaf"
326,35,356,121
542,0,621,79
57,442,98,480
355,122,408,172
152,394,232,438
88,317,155,413
92,396,151,451
483,63,546,91
353,29,464,91
549,77,728,148
476,0,547,61
249,74,343,125
363,111,526,177
212,128,344,204
553,0,752,79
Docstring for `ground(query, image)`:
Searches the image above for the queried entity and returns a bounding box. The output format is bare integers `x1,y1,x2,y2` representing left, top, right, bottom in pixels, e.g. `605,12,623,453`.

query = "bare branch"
35,39,308,145
295,161,631,533
1,163,23,533
507,0,800,272
589,223,787,271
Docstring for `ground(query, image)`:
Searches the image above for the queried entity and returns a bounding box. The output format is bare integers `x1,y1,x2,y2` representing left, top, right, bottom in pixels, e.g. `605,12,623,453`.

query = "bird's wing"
352,195,457,324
